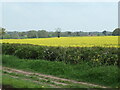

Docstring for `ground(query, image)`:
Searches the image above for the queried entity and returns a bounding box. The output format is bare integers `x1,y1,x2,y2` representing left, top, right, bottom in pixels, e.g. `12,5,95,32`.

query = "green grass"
2,71,58,87
2,73,99,88
2,70,99,88
2,55,120,88
2,74,49,88
0,70,2,85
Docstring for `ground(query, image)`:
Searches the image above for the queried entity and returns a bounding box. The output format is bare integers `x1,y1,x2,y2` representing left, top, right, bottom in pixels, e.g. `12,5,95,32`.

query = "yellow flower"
1,36,119,48
42,86,44,88
96,59,99,62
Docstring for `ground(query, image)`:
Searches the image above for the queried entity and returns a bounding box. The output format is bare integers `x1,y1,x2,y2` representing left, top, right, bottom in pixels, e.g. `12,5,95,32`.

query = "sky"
0,2,118,32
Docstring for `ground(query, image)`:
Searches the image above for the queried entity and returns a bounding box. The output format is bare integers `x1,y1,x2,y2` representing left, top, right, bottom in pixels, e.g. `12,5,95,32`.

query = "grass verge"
2,71,98,88
2,55,120,88
2,74,48,88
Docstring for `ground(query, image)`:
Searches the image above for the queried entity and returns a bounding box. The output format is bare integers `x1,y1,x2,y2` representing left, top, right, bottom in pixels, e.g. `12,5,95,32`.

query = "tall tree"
76,32,79,36
38,30,48,38
102,30,107,36
112,28,120,36
0,27,6,39
55,28,61,38
27,30,37,38
68,31,72,36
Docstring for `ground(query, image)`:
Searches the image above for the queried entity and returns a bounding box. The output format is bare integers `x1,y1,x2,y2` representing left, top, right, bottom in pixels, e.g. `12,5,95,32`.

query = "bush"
2,43,118,65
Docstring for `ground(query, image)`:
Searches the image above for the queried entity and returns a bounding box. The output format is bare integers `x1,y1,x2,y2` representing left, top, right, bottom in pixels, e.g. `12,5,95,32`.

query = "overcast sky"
1,2,118,32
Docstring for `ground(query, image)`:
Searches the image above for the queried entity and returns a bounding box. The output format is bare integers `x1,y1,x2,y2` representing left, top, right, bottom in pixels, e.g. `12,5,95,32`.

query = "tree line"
0,27,120,39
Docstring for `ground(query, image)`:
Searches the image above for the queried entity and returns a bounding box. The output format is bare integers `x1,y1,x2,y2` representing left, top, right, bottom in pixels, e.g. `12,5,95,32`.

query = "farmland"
1,36,119,47
1,36,120,88
1,1,120,89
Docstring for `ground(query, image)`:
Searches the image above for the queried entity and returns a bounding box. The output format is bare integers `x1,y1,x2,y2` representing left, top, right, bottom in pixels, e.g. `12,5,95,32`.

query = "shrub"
2,43,118,65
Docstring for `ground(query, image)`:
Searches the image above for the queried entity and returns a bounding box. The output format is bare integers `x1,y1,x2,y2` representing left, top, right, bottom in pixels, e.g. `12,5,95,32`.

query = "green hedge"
2,43,118,65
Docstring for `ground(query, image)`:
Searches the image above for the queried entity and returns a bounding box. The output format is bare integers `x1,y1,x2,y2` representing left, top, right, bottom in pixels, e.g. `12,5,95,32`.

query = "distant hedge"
2,43,118,65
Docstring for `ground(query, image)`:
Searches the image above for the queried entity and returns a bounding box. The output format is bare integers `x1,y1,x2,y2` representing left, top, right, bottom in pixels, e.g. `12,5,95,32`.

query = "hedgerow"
2,43,118,65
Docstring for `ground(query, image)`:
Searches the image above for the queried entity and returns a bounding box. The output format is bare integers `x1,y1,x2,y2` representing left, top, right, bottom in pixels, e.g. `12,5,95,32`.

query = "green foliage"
0,27,6,39
2,55,119,87
112,28,120,36
38,30,49,38
0,27,6,35
2,43,19,55
14,45,41,59
2,43,118,65
1,30,113,39
27,30,38,38
102,30,107,36
3,74,47,88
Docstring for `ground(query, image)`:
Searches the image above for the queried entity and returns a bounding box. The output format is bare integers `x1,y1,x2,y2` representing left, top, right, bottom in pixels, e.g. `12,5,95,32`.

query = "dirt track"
2,67,108,88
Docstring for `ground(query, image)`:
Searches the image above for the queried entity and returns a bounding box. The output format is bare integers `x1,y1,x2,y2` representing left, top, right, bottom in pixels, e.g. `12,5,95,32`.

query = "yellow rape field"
0,36,119,47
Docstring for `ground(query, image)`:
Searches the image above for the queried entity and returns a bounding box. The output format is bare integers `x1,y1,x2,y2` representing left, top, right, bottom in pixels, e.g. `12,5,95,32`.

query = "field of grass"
2,74,48,88
3,68,101,88
2,55,119,88
1,36,119,47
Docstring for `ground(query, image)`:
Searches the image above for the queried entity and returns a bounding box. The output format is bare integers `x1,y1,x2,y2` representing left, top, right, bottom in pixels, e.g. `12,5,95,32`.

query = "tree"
14,31,20,39
9,31,20,39
55,28,61,38
0,27,6,39
38,30,48,38
88,32,91,36
102,30,107,36
3,33,11,39
19,32,28,38
76,32,79,36
67,31,72,36
27,30,38,38
97,34,100,36
112,28,120,36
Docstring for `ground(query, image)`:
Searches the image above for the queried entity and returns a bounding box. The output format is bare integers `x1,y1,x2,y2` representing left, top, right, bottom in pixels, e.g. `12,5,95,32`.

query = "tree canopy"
0,27,6,35
112,28,120,36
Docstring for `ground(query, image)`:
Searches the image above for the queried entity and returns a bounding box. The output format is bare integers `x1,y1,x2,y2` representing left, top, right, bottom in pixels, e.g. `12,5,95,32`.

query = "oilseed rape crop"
1,36,119,47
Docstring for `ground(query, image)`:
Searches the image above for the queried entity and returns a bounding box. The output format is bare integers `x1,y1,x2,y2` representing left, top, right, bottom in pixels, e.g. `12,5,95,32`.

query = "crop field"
1,36,120,88
1,36,119,47
1,1,120,88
